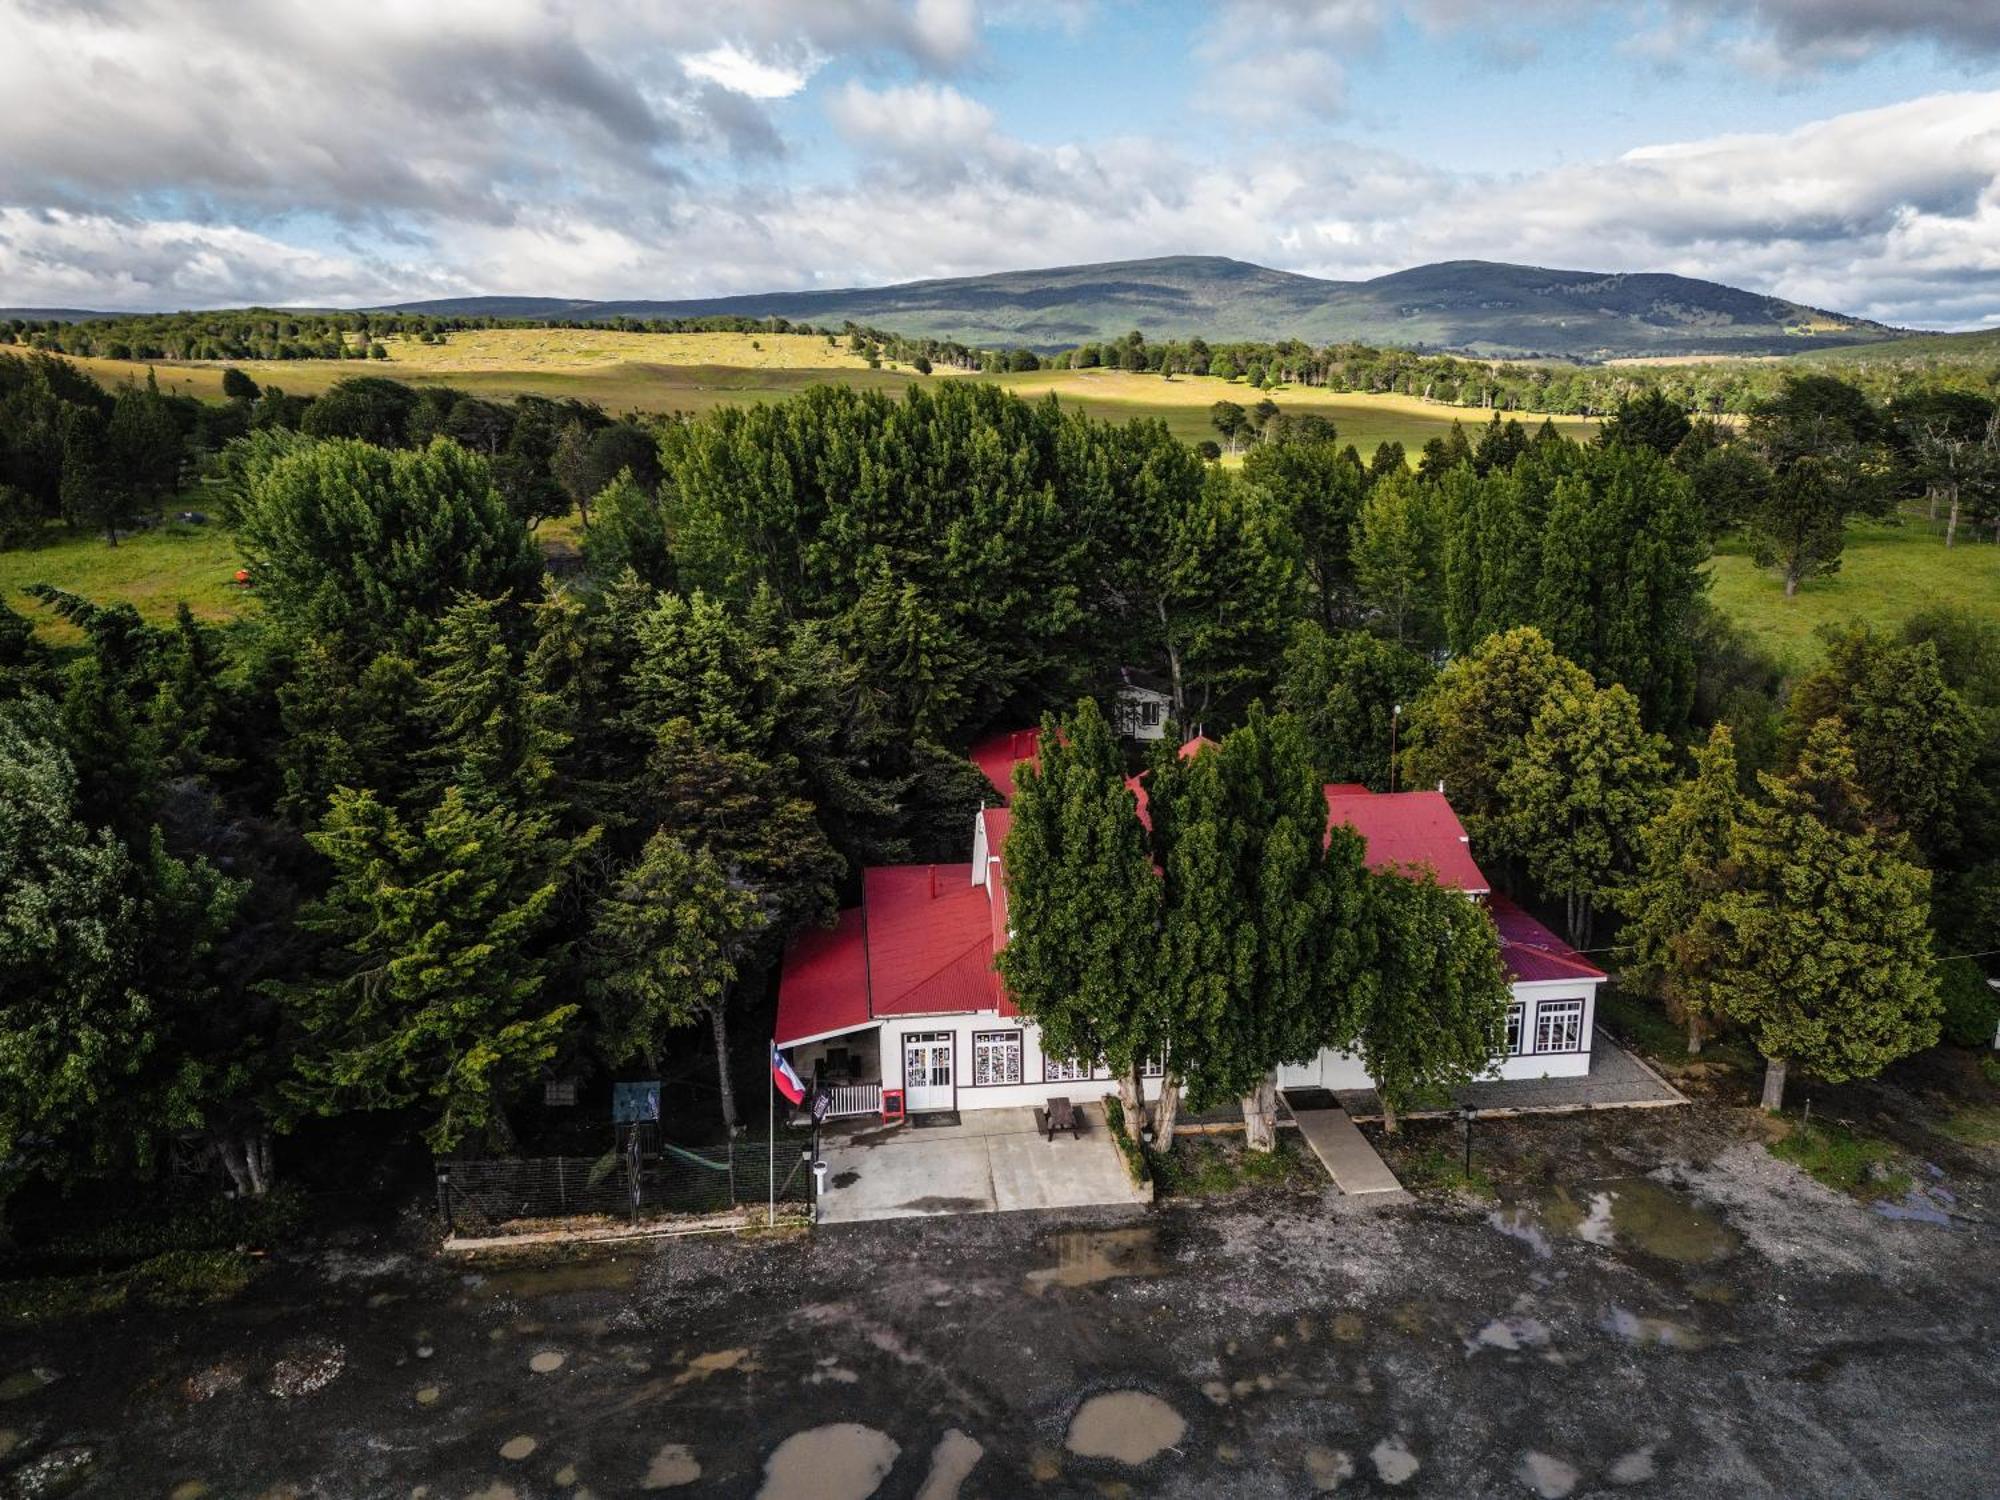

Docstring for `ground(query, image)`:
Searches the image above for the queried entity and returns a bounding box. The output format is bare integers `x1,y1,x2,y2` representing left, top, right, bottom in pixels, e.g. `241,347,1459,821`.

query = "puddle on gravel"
1468,1315,1551,1353
1495,1179,1739,1264
1370,1436,1420,1486
757,1423,900,1500
1609,1446,1658,1485
643,1442,701,1489
673,1347,758,1386
1025,1228,1167,1296
914,1429,984,1500
474,1258,641,1299
1602,1307,1705,1350
1517,1451,1579,1498
1065,1392,1186,1466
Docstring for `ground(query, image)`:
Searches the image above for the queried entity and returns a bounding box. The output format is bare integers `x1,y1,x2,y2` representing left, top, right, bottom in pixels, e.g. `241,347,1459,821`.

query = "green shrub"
132,1249,258,1307
1938,957,2000,1049
1153,1134,1312,1197
45,1187,305,1263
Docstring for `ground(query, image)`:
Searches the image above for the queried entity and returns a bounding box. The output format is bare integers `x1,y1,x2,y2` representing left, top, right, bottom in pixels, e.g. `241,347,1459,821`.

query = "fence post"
626,1127,642,1222
436,1166,455,1238
556,1156,566,1213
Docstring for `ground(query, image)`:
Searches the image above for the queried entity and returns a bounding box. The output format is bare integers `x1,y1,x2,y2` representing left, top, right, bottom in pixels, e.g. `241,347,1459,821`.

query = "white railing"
825,1081,882,1118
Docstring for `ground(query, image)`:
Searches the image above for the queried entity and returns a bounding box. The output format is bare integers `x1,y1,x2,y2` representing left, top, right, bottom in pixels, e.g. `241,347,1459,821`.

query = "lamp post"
1389,704,1402,793
1457,1105,1476,1180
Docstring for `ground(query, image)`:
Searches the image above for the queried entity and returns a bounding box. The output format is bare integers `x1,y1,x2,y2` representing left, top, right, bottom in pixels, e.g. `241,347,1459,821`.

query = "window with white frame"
1504,1002,1526,1055
1140,1049,1166,1078
973,1030,1023,1086
1533,999,1585,1053
1044,1053,1088,1083
1141,701,1161,727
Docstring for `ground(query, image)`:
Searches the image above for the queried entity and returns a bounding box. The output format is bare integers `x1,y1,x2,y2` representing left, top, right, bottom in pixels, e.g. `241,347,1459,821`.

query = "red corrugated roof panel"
1487,893,1606,983
968,728,1041,802
1324,787,1492,894
862,865,1001,1016
774,908,871,1046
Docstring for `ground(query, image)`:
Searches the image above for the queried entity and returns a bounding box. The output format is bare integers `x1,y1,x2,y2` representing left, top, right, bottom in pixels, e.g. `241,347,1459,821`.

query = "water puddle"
673,1347,758,1386
914,1429,984,1500
1495,1179,1740,1264
528,1350,566,1373
757,1424,900,1500
1609,1447,1658,1485
1025,1228,1167,1296
1370,1435,1420,1486
1517,1451,1579,1498
1304,1446,1354,1491
0,1369,57,1402
1468,1315,1551,1353
1065,1391,1186,1466
1601,1306,1705,1350
643,1442,701,1489
475,1258,641,1299
498,1435,538,1461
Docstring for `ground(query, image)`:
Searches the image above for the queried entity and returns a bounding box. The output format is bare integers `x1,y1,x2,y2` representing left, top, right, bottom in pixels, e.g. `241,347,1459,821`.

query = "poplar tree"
1620,725,1743,1053
1699,722,1939,1111
1501,681,1669,947
996,699,1165,1135
1354,871,1511,1133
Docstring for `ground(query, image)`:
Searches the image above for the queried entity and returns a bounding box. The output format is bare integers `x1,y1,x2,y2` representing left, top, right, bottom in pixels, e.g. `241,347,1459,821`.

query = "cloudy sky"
1,0,1997,326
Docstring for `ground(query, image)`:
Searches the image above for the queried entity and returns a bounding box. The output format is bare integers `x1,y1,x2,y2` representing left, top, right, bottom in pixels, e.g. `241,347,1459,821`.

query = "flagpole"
767,1049,776,1228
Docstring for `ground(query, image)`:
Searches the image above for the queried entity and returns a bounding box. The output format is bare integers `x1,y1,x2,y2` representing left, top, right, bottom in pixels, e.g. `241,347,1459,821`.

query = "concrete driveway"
816,1104,1152,1224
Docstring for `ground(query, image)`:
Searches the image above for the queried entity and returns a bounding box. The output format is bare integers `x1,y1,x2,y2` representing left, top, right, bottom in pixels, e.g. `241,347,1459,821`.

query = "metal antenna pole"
767,1056,776,1227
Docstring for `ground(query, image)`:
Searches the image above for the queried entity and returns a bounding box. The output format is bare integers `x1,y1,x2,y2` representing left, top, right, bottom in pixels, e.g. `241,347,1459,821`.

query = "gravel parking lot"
0,1103,1994,1499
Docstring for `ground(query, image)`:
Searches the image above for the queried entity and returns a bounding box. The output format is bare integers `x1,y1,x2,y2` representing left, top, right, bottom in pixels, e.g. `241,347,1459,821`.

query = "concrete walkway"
1333,1030,1687,1123
1280,1095,1404,1196
817,1104,1152,1224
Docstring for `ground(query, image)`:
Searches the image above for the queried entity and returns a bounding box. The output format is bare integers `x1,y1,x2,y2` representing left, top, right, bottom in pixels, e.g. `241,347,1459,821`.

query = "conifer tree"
1621,725,1742,1052
280,785,586,1150
996,699,1165,1135
589,832,768,1133
1698,721,1939,1111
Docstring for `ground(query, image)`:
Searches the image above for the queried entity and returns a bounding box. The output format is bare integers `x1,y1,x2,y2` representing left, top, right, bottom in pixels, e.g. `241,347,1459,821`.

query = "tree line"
0,367,1992,1216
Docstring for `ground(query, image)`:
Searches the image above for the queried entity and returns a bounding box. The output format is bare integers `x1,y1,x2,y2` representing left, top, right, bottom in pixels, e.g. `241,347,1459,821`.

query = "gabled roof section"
1488,893,1607,983
774,908,871,1047
862,865,1004,1016
1324,786,1491,894
1177,734,1218,759
968,727,1041,803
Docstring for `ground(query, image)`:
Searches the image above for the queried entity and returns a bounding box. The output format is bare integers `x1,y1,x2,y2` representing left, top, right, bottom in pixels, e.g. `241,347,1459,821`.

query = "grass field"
982,367,1598,452
1708,519,2000,669
0,522,250,645
30,332,1591,452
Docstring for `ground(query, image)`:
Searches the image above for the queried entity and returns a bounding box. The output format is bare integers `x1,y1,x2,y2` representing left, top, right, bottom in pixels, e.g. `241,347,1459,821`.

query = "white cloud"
828,81,997,162
681,44,820,99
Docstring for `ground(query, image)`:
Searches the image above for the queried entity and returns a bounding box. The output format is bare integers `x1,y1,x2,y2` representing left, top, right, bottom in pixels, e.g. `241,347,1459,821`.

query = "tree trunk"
1156,598,1186,721
1380,1093,1399,1136
1240,1077,1278,1152
707,997,740,1135
1686,1015,1704,1055
1116,1069,1143,1138
1945,485,1961,549
1152,1071,1182,1154
1783,568,1799,598
1760,1056,1788,1113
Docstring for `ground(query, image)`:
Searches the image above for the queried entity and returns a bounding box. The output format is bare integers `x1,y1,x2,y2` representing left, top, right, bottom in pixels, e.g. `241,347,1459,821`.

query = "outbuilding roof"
968,727,1041,802
1323,786,1492,895
1487,893,1607,983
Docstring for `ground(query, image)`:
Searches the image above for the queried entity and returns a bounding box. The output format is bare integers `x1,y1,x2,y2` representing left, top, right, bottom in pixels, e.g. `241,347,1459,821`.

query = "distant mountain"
372,255,1912,360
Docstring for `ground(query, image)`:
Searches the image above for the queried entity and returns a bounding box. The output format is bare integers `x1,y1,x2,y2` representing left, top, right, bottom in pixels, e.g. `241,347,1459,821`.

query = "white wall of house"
1279,980,1600,1092
1115,686,1171,742
787,1013,1162,1114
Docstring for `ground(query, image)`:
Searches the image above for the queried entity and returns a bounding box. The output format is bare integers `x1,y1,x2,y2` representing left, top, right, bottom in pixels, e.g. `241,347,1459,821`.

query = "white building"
774,734,1605,1118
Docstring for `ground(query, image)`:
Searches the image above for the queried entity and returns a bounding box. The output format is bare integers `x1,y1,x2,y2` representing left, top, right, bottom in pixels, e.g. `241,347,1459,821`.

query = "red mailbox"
880,1087,905,1123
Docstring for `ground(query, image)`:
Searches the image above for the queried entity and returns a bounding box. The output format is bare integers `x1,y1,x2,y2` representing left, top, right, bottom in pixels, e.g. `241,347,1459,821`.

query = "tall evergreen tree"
1621,725,1742,1053
1698,722,1939,1111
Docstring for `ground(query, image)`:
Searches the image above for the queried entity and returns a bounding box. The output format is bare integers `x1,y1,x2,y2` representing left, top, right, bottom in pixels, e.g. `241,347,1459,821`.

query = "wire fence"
437,1128,813,1237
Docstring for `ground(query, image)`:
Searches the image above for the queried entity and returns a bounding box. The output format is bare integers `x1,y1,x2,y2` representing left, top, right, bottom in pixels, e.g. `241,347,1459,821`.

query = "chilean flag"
771,1044,807,1106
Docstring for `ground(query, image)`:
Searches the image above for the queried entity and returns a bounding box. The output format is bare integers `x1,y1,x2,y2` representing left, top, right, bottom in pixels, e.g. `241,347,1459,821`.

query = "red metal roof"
1487,893,1606,983
1177,734,1218,759
773,908,871,1046
861,865,1004,1016
1324,787,1492,894
1324,781,1372,796
968,728,1041,802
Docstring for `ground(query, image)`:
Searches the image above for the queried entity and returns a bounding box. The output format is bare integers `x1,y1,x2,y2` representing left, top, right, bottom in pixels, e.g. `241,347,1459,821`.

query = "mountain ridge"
4,256,1920,360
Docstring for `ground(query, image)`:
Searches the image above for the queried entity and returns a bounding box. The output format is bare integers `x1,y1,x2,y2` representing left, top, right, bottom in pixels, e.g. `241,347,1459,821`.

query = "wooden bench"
1040,1096,1080,1141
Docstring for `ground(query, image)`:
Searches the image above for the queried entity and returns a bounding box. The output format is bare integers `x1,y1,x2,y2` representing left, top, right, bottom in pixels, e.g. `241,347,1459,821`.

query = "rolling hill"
371,255,1911,360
